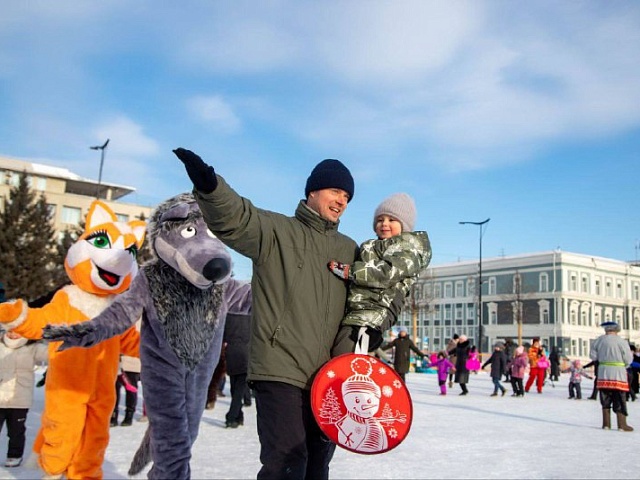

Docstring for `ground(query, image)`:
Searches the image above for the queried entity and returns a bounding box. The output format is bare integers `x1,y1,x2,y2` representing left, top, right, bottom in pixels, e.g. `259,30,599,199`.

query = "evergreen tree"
0,171,60,301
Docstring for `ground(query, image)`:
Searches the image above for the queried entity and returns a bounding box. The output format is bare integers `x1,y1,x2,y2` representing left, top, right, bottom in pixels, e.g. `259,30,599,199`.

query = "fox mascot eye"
86,231,111,249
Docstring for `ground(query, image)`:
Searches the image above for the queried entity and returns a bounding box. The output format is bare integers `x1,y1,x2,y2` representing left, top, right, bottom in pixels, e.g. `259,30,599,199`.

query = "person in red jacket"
525,338,546,394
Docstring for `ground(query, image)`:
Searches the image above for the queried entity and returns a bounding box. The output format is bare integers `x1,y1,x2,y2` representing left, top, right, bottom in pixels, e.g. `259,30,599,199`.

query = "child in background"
0,331,48,467
330,193,432,356
510,346,528,397
563,359,592,400
427,351,455,395
482,342,507,397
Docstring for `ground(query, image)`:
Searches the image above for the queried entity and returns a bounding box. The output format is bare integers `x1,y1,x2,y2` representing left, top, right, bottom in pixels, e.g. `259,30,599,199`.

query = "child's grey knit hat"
373,192,416,233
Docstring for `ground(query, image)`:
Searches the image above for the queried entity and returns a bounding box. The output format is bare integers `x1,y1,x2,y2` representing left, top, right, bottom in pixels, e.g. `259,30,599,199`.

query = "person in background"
206,343,227,410
583,359,600,400
525,338,545,394
0,330,48,467
328,192,431,356
466,345,481,374
549,346,561,382
381,327,426,383
626,344,640,402
446,334,459,388
562,359,592,400
510,345,528,397
590,321,633,431
223,313,251,429
503,337,515,383
449,334,471,395
111,353,141,427
482,342,507,397
174,147,358,479
426,351,455,395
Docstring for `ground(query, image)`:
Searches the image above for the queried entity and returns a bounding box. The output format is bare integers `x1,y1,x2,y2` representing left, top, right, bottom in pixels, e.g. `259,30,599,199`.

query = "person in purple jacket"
427,351,456,395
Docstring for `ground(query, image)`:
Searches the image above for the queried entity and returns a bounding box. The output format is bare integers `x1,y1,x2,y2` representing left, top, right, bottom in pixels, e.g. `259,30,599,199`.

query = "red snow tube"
311,353,413,455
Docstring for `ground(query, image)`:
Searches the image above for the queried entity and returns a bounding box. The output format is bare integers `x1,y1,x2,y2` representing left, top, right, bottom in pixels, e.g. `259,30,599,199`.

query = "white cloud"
186,95,242,133
93,116,160,157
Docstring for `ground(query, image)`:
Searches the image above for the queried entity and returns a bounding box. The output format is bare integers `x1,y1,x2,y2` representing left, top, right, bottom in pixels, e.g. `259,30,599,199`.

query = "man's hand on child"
328,260,351,280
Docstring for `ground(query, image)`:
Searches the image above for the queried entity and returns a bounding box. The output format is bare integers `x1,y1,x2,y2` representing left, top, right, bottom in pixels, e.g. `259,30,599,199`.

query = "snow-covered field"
0,366,636,479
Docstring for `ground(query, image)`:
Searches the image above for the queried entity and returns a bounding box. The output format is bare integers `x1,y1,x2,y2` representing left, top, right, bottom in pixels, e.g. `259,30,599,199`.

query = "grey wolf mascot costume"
43,193,252,479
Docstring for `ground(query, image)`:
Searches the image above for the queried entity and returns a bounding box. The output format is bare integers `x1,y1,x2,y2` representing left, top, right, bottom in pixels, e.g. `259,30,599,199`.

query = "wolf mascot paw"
42,322,98,350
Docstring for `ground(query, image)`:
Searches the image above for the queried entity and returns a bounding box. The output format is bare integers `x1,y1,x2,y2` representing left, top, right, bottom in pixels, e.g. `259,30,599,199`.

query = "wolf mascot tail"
129,427,152,475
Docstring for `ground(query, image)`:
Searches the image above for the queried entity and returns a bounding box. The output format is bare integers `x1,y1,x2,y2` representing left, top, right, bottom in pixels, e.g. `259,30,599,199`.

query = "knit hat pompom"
305,159,354,202
373,193,416,233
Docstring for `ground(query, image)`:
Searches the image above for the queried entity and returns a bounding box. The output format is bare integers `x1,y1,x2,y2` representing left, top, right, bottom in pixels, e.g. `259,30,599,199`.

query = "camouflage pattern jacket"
343,231,431,331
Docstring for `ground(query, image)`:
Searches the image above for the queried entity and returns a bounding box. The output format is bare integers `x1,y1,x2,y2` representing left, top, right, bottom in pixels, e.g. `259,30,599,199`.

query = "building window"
444,306,452,321
605,279,612,297
490,311,497,325
581,274,589,293
595,277,601,296
538,300,550,324
61,206,82,225
594,310,601,326
488,277,496,295
116,213,130,222
539,273,549,292
634,284,640,301
513,273,522,294
434,283,441,299
455,281,464,298
466,278,475,296
616,281,623,299
444,283,452,299
34,176,47,190
455,305,463,321
467,305,475,320
570,272,577,291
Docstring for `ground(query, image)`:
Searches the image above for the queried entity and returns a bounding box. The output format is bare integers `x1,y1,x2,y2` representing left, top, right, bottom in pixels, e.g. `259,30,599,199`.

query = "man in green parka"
174,148,358,480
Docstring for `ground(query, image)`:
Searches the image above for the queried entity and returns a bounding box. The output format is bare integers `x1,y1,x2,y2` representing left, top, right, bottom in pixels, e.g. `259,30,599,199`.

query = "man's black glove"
173,148,218,194
349,326,383,352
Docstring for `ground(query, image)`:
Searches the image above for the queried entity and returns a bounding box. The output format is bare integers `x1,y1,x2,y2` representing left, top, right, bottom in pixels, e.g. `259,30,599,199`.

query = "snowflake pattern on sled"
311,354,413,454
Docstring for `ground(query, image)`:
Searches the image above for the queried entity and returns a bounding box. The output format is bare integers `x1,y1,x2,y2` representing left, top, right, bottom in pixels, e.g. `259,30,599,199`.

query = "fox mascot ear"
64,200,147,296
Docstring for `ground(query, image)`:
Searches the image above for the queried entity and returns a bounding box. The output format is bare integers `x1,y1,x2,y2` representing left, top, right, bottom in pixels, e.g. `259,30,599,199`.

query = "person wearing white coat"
0,331,48,467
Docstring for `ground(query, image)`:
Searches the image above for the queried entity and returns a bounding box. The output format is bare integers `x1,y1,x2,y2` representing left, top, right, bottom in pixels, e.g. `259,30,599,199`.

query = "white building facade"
397,250,640,360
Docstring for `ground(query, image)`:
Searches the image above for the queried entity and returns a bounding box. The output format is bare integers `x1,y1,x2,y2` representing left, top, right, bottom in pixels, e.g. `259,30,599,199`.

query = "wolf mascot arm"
42,274,146,350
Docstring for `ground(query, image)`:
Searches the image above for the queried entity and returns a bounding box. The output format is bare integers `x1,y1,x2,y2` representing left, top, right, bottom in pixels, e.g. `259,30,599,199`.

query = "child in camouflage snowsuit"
330,193,432,355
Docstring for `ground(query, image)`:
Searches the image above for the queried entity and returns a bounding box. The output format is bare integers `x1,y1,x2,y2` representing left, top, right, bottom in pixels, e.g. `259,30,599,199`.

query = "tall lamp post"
90,139,110,199
459,218,490,356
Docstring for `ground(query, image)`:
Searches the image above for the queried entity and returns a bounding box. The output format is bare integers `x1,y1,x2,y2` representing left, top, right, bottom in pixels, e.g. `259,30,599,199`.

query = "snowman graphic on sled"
311,354,412,454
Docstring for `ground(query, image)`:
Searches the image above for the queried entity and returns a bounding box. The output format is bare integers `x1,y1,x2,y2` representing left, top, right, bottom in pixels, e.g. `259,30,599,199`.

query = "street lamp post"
90,139,110,199
459,218,490,356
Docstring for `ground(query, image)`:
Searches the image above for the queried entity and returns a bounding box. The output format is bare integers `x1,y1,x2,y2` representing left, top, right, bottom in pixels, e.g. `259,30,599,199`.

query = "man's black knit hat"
305,159,354,202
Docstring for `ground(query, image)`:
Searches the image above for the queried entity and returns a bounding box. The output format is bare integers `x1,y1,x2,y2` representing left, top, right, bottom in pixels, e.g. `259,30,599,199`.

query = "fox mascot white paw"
0,200,145,479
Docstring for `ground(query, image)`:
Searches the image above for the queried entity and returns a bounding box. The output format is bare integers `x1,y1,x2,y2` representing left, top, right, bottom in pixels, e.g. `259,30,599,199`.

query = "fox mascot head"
64,200,146,295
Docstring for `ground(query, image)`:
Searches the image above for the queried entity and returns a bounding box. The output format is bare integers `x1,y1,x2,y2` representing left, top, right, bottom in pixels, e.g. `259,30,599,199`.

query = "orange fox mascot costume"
0,200,145,479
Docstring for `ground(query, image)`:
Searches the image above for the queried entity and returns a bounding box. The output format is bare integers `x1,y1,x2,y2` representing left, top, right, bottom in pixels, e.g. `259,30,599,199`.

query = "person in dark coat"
381,327,425,382
449,335,471,395
583,359,600,400
503,338,515,382
482,342,507,396
549,346,561,382
223,313,251,428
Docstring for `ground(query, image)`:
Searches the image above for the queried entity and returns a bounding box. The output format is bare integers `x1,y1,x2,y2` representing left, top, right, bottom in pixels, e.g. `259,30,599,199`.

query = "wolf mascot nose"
203,257,231,282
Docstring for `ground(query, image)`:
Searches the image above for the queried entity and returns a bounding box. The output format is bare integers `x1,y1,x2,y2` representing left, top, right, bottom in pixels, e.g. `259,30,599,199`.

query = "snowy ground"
0,366,637,479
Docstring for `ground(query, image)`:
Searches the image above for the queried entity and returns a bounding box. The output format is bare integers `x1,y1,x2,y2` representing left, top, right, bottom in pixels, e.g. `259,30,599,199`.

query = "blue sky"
1,1,639,280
